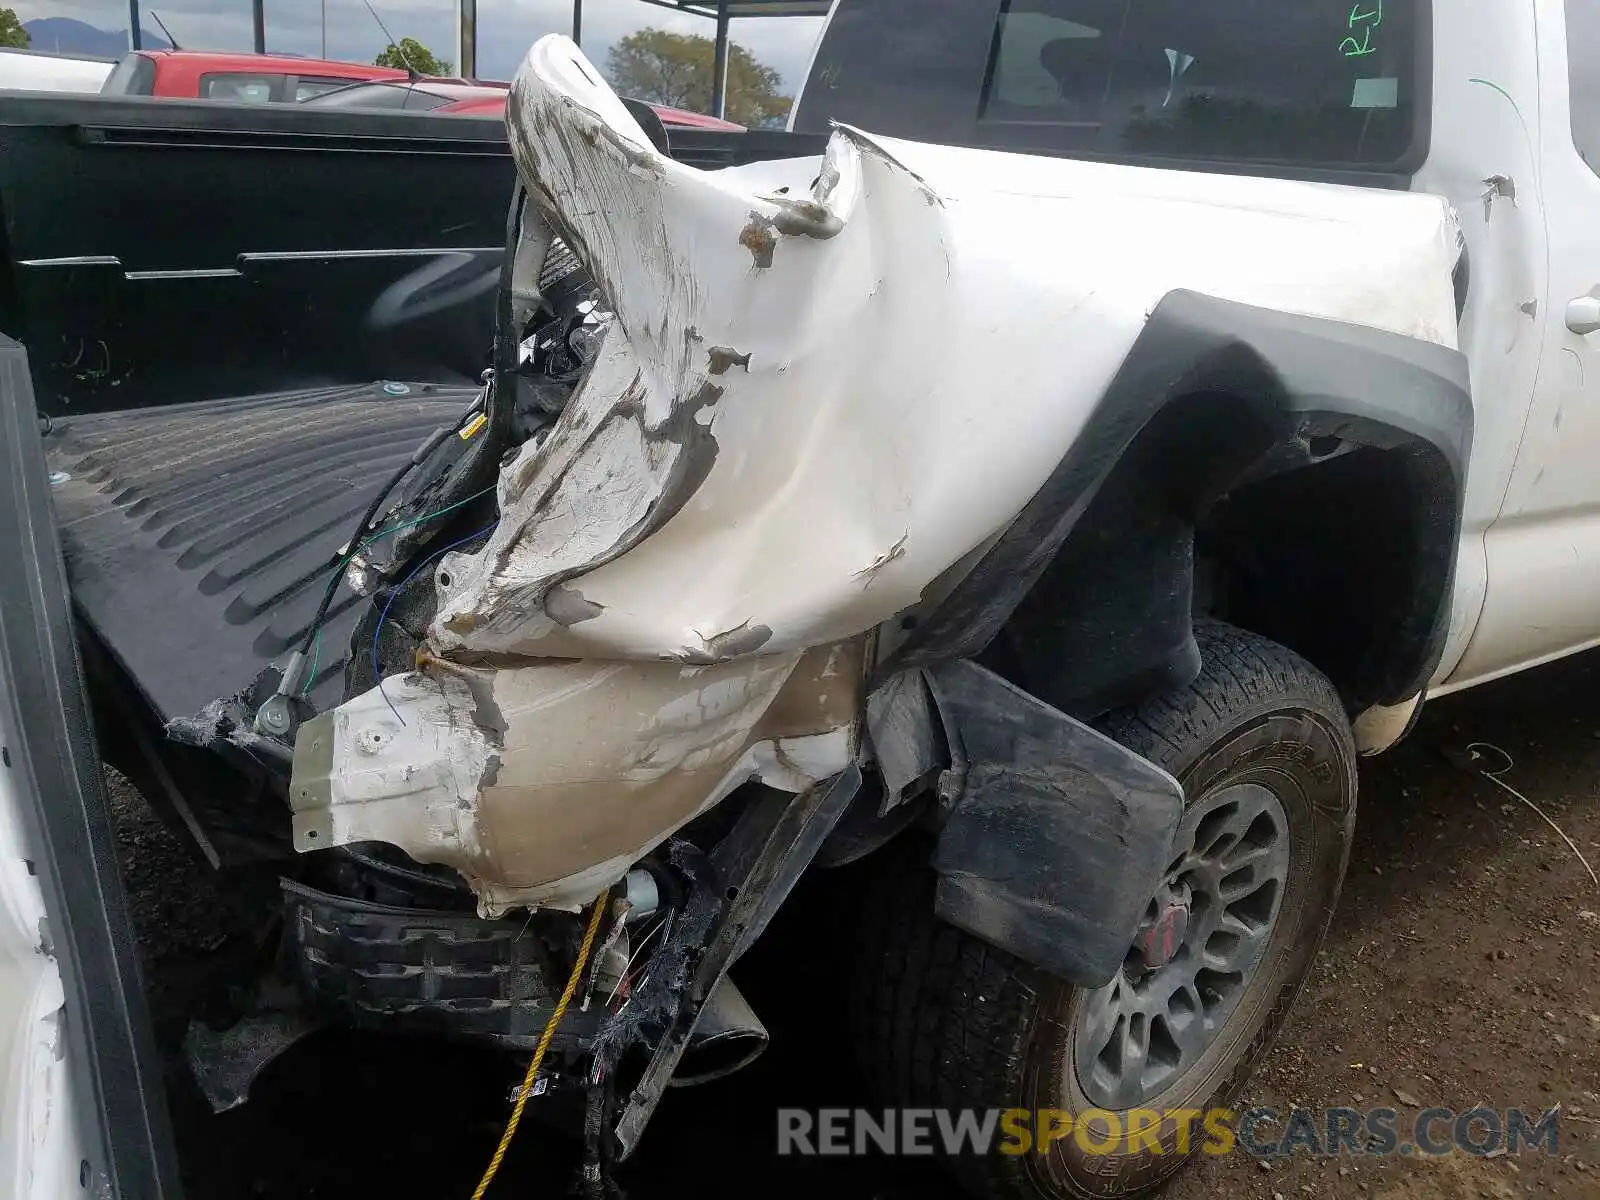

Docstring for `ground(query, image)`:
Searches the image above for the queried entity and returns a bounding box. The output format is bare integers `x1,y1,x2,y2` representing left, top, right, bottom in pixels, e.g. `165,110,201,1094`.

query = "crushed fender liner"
292,33,1468,914
922,661,1185,987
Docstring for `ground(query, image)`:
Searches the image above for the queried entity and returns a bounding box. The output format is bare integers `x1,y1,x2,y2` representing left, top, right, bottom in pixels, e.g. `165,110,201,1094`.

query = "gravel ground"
1161,647,1600,1200
107,645,1600,1199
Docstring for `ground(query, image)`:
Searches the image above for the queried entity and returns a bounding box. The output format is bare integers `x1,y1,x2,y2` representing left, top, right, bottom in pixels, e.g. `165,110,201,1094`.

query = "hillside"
22,17,170,57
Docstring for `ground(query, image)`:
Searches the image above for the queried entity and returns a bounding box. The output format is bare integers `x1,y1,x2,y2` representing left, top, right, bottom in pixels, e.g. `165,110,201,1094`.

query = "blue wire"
298,485,498,700
372,522,499,726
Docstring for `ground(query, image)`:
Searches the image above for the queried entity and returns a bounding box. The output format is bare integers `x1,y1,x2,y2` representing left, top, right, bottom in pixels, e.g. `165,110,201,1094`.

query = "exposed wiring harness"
281,153,529,716
296,422,464,662
472,890,611,1200
315,185,542,706
301,485,498,696
298,438,447,661
254,412,473,735
371,521,499,724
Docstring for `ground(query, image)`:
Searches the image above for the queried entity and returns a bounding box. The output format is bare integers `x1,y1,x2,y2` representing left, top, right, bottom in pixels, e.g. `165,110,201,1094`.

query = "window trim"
1565,0,1600,176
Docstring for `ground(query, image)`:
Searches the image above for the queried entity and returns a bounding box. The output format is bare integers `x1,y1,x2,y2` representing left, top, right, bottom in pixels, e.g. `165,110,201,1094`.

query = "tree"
374,37,451,76
605,28,791,128
0,8,30,49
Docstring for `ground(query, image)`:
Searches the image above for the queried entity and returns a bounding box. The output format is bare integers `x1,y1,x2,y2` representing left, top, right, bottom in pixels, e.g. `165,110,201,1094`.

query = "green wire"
357,484,499,558
298,484,498,697
305,629,323,697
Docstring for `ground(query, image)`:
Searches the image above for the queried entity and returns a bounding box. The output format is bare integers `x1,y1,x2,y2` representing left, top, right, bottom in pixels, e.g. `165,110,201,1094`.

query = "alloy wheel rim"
1074,781,1291,1111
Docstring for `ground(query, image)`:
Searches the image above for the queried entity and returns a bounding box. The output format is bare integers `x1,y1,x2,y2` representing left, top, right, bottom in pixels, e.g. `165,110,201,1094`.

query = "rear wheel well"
1199,440,1454,712
983,389,1456,718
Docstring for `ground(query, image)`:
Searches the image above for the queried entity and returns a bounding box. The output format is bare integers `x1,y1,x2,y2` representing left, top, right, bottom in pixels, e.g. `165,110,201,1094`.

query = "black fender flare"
880,289,1473,713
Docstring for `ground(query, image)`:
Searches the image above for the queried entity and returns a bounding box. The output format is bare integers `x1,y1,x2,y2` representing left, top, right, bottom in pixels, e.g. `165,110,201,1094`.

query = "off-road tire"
851,622,1358,1199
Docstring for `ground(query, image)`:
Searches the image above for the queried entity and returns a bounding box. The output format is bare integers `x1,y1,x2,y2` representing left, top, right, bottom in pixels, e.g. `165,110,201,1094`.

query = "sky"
12,0,827,91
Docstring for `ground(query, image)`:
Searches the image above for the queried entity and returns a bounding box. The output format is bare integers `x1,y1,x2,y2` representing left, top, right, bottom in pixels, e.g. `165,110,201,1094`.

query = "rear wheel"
852,623,1357,1199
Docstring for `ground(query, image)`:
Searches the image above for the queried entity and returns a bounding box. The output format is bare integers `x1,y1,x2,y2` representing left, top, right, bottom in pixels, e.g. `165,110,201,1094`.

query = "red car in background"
99,51,744,131
302,77,744,130
100,49,412,103
302,78,512,114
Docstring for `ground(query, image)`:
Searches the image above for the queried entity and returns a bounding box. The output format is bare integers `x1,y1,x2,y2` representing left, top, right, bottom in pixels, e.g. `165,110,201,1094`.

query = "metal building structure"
627,0,829,118
468,0,830,118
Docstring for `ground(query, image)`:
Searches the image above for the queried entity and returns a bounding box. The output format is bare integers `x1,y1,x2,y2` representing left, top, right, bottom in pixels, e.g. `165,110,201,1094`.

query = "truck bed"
0,92,824,417
45,381,476,722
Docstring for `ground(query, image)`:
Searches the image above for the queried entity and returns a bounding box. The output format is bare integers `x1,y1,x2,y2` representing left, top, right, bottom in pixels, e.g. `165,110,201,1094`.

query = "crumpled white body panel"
429,35,1462,665
298,35,1464,912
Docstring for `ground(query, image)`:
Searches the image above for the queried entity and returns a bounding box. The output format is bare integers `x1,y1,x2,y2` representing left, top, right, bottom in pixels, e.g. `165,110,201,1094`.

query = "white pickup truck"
3,1,1599,1197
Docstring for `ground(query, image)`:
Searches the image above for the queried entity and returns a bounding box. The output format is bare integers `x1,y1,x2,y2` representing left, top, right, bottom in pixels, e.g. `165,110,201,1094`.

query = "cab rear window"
796,0,1428,175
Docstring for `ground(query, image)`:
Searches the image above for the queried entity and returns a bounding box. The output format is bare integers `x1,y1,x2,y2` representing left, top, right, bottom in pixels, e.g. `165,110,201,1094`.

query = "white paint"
753,728,854,795
302,651,855,915
1414,1,1552,685
293,669,493,871
0,710,85,1200
307,7,1600,910
304,34,1467,910
1352,694,1423,757
436,35,1461,668
1439,0,1600,688
0,49,112,93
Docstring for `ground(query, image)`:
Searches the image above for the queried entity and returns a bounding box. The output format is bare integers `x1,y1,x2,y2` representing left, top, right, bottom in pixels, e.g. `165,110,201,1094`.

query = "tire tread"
850,623,1352,1200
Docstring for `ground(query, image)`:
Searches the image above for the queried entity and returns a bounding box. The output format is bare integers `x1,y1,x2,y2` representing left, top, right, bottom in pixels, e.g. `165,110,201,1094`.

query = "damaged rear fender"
290,35,1469,916
290,643,862,915
429,35,1126,665
431,35,1466,673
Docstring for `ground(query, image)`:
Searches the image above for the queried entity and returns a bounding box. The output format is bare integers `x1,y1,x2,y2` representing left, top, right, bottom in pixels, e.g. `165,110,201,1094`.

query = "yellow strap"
471,890,611,1199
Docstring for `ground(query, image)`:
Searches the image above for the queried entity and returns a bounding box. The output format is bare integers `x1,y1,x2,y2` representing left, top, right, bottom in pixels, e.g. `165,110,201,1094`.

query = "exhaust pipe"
669,978,769,1088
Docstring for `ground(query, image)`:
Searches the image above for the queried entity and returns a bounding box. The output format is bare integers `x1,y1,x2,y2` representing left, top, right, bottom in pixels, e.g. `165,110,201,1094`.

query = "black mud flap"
925,660,1184,988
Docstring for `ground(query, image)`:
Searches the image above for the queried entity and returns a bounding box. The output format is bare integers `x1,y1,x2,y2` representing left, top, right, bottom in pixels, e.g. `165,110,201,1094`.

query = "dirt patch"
106,770,251,1030
1164,651,1600,1199
111,647,1600,1198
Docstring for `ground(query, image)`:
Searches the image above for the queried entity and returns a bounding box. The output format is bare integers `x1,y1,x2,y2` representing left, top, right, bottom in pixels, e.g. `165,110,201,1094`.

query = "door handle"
1568,295,1600,335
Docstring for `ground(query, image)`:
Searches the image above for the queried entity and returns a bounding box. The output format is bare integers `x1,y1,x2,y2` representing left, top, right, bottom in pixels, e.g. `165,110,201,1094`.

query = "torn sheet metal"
291,643,860,914
429,35,1463,665
294,35,1465,911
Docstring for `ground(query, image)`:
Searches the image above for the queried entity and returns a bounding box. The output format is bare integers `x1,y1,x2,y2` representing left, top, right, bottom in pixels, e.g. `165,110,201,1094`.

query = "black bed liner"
1,92,826,417
45,381,476,723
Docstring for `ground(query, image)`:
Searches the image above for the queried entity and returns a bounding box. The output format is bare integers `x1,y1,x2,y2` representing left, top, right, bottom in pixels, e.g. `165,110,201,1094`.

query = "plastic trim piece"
0,335,182,1198
926,659,1184,988
887,290,1474,709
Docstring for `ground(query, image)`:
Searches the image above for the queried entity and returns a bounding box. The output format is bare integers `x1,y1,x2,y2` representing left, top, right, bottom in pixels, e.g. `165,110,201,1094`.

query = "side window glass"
985,11,1104,115
200,73,277,103
293,77,349,101
1569,1,1600,171
401,90,452,110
